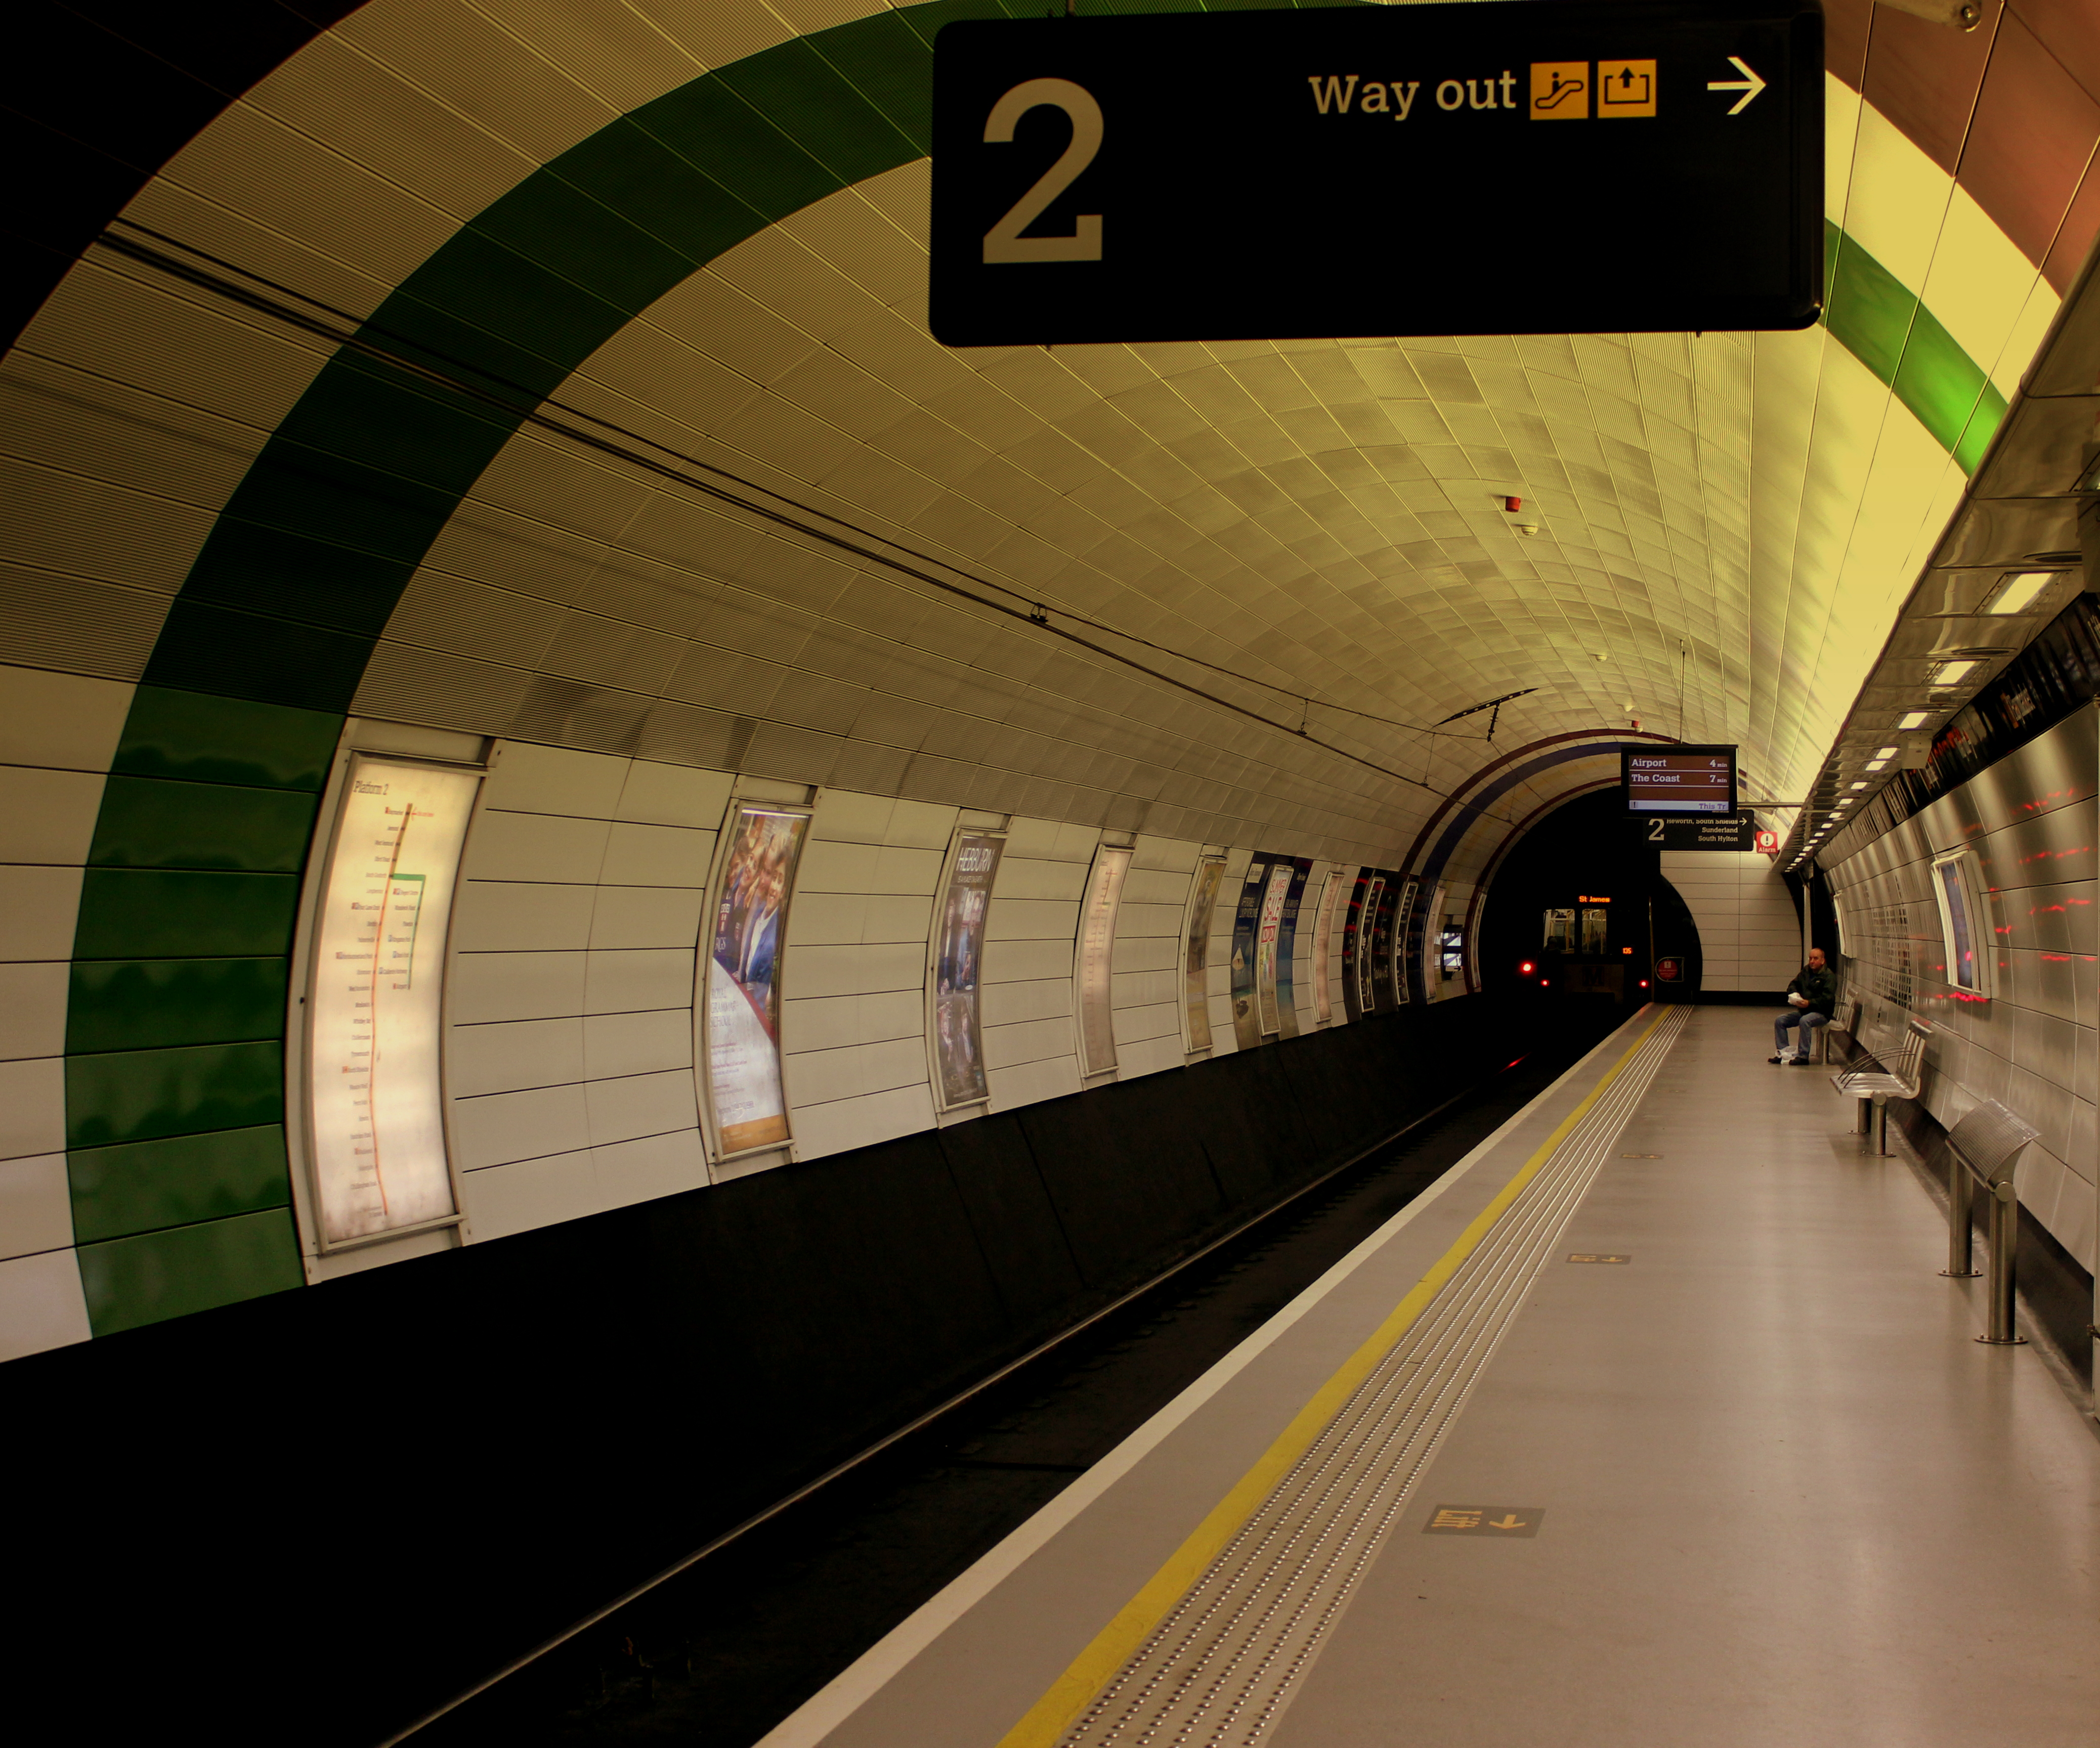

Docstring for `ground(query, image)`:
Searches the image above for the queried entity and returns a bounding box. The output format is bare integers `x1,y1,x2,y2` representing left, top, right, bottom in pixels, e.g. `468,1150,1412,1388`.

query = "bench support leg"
1856,1097,1872,1135
1977,1191,2025,1345
1942,1152,1980,1278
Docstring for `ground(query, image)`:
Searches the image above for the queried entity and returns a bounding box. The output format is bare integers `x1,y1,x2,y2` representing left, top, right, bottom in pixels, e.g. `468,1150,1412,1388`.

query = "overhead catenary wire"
90,219,1531,824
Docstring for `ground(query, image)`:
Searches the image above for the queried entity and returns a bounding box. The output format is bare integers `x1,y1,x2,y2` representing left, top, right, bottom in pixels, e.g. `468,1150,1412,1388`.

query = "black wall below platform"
4,995,1546,1745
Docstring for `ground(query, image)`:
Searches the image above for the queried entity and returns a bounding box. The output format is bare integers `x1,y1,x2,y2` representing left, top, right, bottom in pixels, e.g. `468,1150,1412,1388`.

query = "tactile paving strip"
1056,1007,1691,1748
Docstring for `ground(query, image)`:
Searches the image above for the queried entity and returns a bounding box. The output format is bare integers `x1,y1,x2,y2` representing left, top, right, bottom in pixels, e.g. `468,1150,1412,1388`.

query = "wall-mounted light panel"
301,753,481,1253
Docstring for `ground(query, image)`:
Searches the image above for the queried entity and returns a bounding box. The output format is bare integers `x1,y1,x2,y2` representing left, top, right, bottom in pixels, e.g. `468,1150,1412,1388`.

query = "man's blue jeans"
1775,1009,1827,1058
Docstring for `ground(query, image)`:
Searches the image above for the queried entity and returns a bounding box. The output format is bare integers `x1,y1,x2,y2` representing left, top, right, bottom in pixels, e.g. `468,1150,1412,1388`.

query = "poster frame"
1253,859,1296,1036
1349,872,1386,1021
1180,853,1228,1055
1310,869,1342,1025
1229,857,1270,1050
292,747,483,1257
925,824,1008,1115
1073,841,1134,1079
695,792,815,1169
1389,875,1419,1008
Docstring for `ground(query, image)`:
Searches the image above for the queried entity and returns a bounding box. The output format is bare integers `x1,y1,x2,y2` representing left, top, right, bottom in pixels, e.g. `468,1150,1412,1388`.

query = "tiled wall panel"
452,741,725,1241
0,665,130,1359
1826,711,2097,1270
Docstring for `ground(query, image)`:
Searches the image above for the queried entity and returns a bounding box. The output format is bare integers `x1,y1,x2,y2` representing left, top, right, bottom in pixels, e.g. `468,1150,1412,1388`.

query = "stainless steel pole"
1978,1184,2025,1344
1942,1152,1979,1278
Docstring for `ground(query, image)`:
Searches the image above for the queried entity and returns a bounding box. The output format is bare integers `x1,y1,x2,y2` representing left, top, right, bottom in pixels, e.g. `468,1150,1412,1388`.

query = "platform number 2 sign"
982,79,1103,263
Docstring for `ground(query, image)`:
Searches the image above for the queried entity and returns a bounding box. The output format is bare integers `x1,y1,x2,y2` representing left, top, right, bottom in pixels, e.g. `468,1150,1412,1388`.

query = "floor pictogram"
1529,61,1589,119
1423,1505,1545,1537
1567,1252,1632,1264
1598,58,1657,117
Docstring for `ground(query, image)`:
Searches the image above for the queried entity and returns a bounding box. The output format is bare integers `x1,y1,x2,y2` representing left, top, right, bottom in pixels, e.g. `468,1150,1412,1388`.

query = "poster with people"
933,831,1005,1108
705,805,809,1155
1182,857,1225,1053
1254,860,1295,1035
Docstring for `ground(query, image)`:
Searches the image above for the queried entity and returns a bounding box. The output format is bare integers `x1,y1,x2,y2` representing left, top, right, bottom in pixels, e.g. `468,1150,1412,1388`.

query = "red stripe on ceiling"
1961,14,2100,280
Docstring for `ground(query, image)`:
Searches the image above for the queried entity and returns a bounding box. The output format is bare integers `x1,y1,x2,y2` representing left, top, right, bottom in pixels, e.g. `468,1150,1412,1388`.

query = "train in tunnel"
5,0,2100,1741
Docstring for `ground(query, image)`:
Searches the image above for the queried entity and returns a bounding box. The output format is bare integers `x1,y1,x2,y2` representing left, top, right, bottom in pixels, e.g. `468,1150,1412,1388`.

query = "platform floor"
763,1006,2100,1748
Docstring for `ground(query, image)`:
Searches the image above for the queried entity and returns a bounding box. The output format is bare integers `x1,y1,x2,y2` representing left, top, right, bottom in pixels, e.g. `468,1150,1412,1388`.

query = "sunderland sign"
931,0,1822,345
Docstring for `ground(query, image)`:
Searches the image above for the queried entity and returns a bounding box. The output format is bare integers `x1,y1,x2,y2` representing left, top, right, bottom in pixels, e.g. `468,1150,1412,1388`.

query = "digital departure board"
306,754,480,1248
1622,745,1737,814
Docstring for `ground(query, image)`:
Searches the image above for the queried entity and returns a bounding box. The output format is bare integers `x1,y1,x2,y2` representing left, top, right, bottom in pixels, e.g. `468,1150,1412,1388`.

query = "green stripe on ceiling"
1824,219,2006,470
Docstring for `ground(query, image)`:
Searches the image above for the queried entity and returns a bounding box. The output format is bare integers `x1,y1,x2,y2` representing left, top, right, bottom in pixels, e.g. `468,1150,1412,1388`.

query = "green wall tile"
68,1125,290,1244
74,868,299,959
111,684,340,790
78,1207,304,1337
88,776,317,872
66,1040,283,1148
67,958,288,1054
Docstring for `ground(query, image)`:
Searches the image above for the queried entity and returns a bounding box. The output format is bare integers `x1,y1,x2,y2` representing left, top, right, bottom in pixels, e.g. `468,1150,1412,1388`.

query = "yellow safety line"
994,1005,1676,1748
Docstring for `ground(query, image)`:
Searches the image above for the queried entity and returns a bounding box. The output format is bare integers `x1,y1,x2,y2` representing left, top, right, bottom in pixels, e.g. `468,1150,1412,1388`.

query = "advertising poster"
1352,873,1386,1019
705,805,809,1155
1182,857,1226,1053
306,755,479,1248
1229,860,1268,1050
1390,876,1419,1006
1310,872,1342,1024
932,831,1005,1108
1253,860,1295,1035
1367,878,1400,1013
1075,844,1133,1076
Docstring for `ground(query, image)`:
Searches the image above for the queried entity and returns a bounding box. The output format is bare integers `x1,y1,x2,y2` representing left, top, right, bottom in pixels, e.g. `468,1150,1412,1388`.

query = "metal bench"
1938,1100,2039,1346
1822,996,1862,1066
1829,1017,1931,1154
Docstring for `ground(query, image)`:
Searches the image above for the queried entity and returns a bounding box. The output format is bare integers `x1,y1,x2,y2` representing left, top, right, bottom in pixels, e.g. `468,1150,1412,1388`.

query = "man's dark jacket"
1786,963,1836,1017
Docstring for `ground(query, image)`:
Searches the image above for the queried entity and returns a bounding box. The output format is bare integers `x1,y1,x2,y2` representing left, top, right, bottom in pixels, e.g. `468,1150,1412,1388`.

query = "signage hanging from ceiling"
1641,813,1757,850
1623,743,1738,814
930,0,1821,345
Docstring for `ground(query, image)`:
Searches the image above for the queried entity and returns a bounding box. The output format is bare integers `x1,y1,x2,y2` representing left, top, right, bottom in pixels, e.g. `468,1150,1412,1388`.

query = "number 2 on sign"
1648,818,1664,841
983,78,1103,263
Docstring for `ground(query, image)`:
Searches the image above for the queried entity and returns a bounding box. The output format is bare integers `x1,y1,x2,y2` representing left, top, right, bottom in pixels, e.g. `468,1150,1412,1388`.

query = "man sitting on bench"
1771,947,1835,1065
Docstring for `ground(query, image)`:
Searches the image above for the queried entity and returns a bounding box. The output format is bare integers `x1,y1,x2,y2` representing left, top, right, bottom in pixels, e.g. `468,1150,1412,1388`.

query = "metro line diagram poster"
933,831,1005,1108
705,805,809,1155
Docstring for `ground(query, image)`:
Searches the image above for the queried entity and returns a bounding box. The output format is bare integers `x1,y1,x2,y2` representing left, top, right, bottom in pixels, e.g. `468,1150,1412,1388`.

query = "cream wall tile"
0,865,84,960
870,845,944,895
0,1248,90,1361
450,1018,585,1097
810,789,895,843
453,881,596,952
986,898,1081,940
798,839,882,892
589,885,705,949
863,894,935,942
0,666,131,772
983,1015,1077,1071
989,1054,1082,1112
982,937,1073,983
482,740,628,817
789,893,868,945
792,1084,937,1163
993,859,1088,901
584,947,695,1015
0,1057,64,1161
981,978,1070,1026
602,821,714,887
463,810,610,884
592,1130,709,1210
450,950,588,1023
584,1009,692,1078
616,761,734,828
461,1149,599,1243
0,962,67,1062
585,1070,698,1147
0,1154,73,1258
451,1083,591,1170
0,767,105,864
786,941,926,998
885,799,960,850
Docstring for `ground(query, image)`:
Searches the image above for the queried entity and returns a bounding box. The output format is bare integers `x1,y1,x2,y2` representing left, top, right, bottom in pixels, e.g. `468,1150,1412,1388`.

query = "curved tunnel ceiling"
6,0,2099,870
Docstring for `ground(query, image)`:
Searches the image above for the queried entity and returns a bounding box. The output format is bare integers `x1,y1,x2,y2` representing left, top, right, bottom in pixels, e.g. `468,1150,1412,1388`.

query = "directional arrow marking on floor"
1706,55,1766,115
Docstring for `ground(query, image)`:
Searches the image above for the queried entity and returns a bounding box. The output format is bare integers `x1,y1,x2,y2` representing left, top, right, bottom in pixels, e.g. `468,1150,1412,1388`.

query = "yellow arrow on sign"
1489,1514,1528,1530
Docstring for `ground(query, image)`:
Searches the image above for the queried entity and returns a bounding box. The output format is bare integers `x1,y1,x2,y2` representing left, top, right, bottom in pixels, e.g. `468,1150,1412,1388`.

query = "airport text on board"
931,0,1822,346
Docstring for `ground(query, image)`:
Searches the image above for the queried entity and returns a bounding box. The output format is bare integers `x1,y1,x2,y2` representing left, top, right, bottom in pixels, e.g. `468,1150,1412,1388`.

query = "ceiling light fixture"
1931,658,1981,686
1875,745,1898,758
1865,759,1888,771
1984,570,2062,615
1849,781,1868,791
1897,711,1932,730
